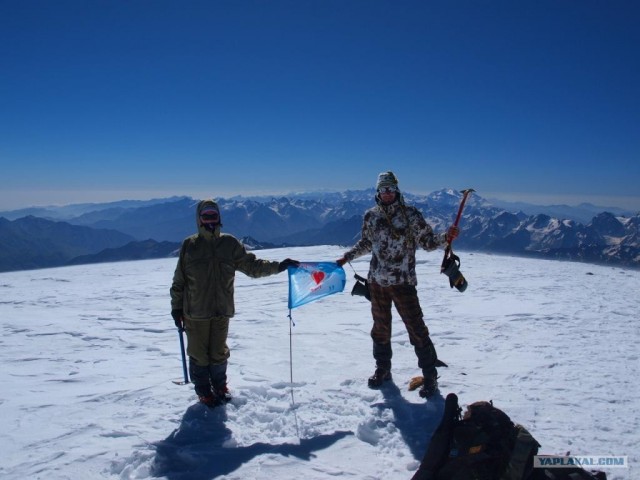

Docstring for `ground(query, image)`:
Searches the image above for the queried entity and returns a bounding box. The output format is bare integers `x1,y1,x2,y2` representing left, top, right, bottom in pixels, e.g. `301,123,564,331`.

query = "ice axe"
172,327,190,385
441,188,474,292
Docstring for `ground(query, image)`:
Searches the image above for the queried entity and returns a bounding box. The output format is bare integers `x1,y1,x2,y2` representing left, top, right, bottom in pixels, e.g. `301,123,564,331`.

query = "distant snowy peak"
214,192,640,267
1,189,639,272
487,197,637,224
589,212,627,237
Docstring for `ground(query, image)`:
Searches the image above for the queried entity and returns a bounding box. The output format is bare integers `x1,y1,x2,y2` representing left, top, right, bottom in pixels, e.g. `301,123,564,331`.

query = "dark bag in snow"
412,394,607,480
529,468,607,480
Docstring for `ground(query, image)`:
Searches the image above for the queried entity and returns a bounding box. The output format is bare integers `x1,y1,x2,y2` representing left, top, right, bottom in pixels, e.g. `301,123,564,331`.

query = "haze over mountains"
0,189,638,273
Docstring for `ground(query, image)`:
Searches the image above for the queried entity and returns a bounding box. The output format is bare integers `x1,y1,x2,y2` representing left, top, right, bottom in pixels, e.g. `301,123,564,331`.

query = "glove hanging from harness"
351,273,371,301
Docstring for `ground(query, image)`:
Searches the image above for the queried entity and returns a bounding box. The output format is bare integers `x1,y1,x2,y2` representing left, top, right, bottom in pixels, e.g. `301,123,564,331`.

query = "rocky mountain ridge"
0,190,638,272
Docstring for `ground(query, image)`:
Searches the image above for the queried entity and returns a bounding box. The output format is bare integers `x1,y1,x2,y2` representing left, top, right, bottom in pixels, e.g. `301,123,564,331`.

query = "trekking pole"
441,189,474,273
172,327,190,385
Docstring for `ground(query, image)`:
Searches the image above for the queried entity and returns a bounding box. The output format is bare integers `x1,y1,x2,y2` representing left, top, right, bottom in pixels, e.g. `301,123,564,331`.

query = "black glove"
278,258,300,272
442,254,468,292
171,309,183,329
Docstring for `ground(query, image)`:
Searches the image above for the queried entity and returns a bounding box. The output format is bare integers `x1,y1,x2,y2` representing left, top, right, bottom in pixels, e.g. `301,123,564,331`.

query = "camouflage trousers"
369,282,437,374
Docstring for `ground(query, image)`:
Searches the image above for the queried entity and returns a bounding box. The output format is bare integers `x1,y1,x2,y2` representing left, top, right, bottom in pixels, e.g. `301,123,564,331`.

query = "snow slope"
0,246,637,479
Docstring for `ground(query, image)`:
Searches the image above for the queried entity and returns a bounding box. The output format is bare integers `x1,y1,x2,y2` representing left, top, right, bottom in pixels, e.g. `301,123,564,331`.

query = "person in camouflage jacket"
337,172,458,398
170,199,298,407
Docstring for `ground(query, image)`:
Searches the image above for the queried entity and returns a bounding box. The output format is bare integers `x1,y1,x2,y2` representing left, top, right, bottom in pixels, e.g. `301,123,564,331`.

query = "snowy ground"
0,245,637,480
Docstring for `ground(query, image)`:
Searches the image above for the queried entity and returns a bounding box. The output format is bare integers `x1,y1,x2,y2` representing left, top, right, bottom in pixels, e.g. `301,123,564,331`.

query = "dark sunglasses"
200,210,220,224
378,186,398,194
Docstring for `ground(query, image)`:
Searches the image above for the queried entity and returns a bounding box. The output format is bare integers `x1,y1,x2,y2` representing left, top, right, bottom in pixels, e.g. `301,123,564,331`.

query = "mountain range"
0,189,638,272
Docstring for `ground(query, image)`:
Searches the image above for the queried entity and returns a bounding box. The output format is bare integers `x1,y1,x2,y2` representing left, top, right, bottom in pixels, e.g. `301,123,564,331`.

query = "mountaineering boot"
369,342,392,388
415,338,439,398
415,339,438,373
214,384,232,404
189,358,221,407
418,370,439,398
368,365,392,388
208,361,231,404
194,382,223,408
195,381,229,408
194,382,222,408
198,393,224,408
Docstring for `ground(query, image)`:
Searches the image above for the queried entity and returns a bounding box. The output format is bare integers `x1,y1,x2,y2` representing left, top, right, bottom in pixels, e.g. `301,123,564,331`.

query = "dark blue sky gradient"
1,1,638,209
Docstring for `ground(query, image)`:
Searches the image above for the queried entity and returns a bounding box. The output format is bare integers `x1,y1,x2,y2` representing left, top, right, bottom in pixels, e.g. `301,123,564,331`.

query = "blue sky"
1,0,639,211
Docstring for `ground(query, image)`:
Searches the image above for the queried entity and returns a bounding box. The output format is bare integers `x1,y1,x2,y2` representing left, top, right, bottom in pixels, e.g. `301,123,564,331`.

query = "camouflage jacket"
343,201,447,286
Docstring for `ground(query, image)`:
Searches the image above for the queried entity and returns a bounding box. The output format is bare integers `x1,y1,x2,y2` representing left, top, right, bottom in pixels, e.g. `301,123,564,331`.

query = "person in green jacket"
170,199,299,407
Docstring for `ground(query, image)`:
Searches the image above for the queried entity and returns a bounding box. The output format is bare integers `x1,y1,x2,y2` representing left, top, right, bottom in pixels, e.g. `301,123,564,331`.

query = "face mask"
200,208,220,232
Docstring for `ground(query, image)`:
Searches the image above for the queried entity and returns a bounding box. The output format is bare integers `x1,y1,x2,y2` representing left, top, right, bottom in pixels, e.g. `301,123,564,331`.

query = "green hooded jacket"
170,199,280,320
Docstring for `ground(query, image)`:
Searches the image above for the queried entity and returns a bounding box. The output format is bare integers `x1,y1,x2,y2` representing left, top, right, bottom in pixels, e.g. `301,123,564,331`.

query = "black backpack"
412,394,607,480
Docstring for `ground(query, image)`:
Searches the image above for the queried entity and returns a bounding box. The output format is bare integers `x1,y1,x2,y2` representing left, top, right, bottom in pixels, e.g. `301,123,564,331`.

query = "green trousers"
184,316,231,366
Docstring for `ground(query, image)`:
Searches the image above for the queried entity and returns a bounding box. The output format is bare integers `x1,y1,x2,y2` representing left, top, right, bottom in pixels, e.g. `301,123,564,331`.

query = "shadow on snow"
376,380,445,461
151,403,353,480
